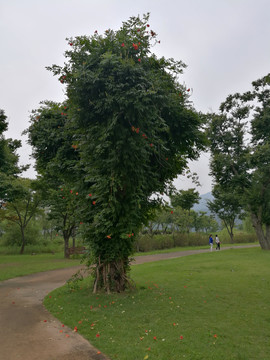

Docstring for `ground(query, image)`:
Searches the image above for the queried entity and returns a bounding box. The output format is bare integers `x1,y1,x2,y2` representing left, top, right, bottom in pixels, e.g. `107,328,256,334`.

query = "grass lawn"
44,247,270,360
0,253,81,281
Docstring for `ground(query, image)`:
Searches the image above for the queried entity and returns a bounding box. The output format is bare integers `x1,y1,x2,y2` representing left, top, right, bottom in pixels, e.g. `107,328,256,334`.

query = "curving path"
0,245,258,359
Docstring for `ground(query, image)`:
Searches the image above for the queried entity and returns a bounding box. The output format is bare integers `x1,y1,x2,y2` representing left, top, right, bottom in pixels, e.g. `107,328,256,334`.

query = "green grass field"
43,247,270,360
0,253,81,281
0,243,257,282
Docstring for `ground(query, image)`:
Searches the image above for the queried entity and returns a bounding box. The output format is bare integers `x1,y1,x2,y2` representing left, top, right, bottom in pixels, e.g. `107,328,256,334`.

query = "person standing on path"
215,234,221,250
209,234,214,251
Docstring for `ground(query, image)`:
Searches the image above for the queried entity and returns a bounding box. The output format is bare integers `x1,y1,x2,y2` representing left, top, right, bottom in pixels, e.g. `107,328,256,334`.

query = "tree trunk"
63,231,70,258
250,213,270,250
72,228,76,248
223,219,234,243
20,226,26,254
92,257,133,293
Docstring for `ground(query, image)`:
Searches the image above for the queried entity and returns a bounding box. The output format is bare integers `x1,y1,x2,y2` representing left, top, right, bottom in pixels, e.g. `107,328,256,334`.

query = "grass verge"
44,247,270,360
0,253,81,281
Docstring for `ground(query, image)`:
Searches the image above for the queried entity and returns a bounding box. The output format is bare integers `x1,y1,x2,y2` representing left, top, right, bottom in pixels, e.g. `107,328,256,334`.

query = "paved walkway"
0,245,258,359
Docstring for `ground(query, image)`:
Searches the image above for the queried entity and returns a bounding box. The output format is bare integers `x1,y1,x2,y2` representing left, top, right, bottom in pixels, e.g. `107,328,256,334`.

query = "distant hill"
192,192,213,215
193,192,242,226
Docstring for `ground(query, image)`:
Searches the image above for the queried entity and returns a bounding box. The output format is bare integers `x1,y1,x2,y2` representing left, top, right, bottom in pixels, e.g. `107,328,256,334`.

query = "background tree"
170,188,200,215
0,109,27,206
46,185,85,258
40,14,205,292
207,185,242,242
192,211,219,233
0,178,41,254
208,73,270,249
25,101,83,257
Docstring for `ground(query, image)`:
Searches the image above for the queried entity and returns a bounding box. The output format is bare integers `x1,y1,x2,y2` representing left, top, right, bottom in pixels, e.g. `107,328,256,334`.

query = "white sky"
1,0,270,194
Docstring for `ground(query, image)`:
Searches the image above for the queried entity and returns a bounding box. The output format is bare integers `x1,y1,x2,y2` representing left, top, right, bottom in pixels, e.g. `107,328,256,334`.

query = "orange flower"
74,326,78,332
106,235,111,239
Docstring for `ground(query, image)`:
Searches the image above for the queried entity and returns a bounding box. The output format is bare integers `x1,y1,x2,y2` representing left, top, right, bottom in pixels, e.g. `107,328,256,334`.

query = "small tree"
1,178,41,254
207,185,242,242
46,186,84,258
171,188,200,215
192,211,219,233
170,188,200,233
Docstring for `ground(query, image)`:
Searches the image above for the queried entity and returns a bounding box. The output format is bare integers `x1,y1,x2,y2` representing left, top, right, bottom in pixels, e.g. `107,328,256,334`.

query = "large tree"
208,73,270,249
35,14,205,292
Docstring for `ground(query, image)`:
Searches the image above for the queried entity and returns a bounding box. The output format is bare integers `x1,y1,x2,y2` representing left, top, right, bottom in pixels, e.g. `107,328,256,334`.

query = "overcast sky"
1,0,269,194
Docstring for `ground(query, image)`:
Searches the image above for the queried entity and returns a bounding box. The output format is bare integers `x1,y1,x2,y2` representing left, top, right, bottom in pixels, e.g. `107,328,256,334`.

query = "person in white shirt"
215,235,220,250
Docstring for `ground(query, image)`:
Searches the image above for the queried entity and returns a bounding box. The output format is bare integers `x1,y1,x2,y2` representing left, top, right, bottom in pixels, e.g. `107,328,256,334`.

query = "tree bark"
63,231,70,258
250,213,270,250
20,227,26,254
92,257,133,293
